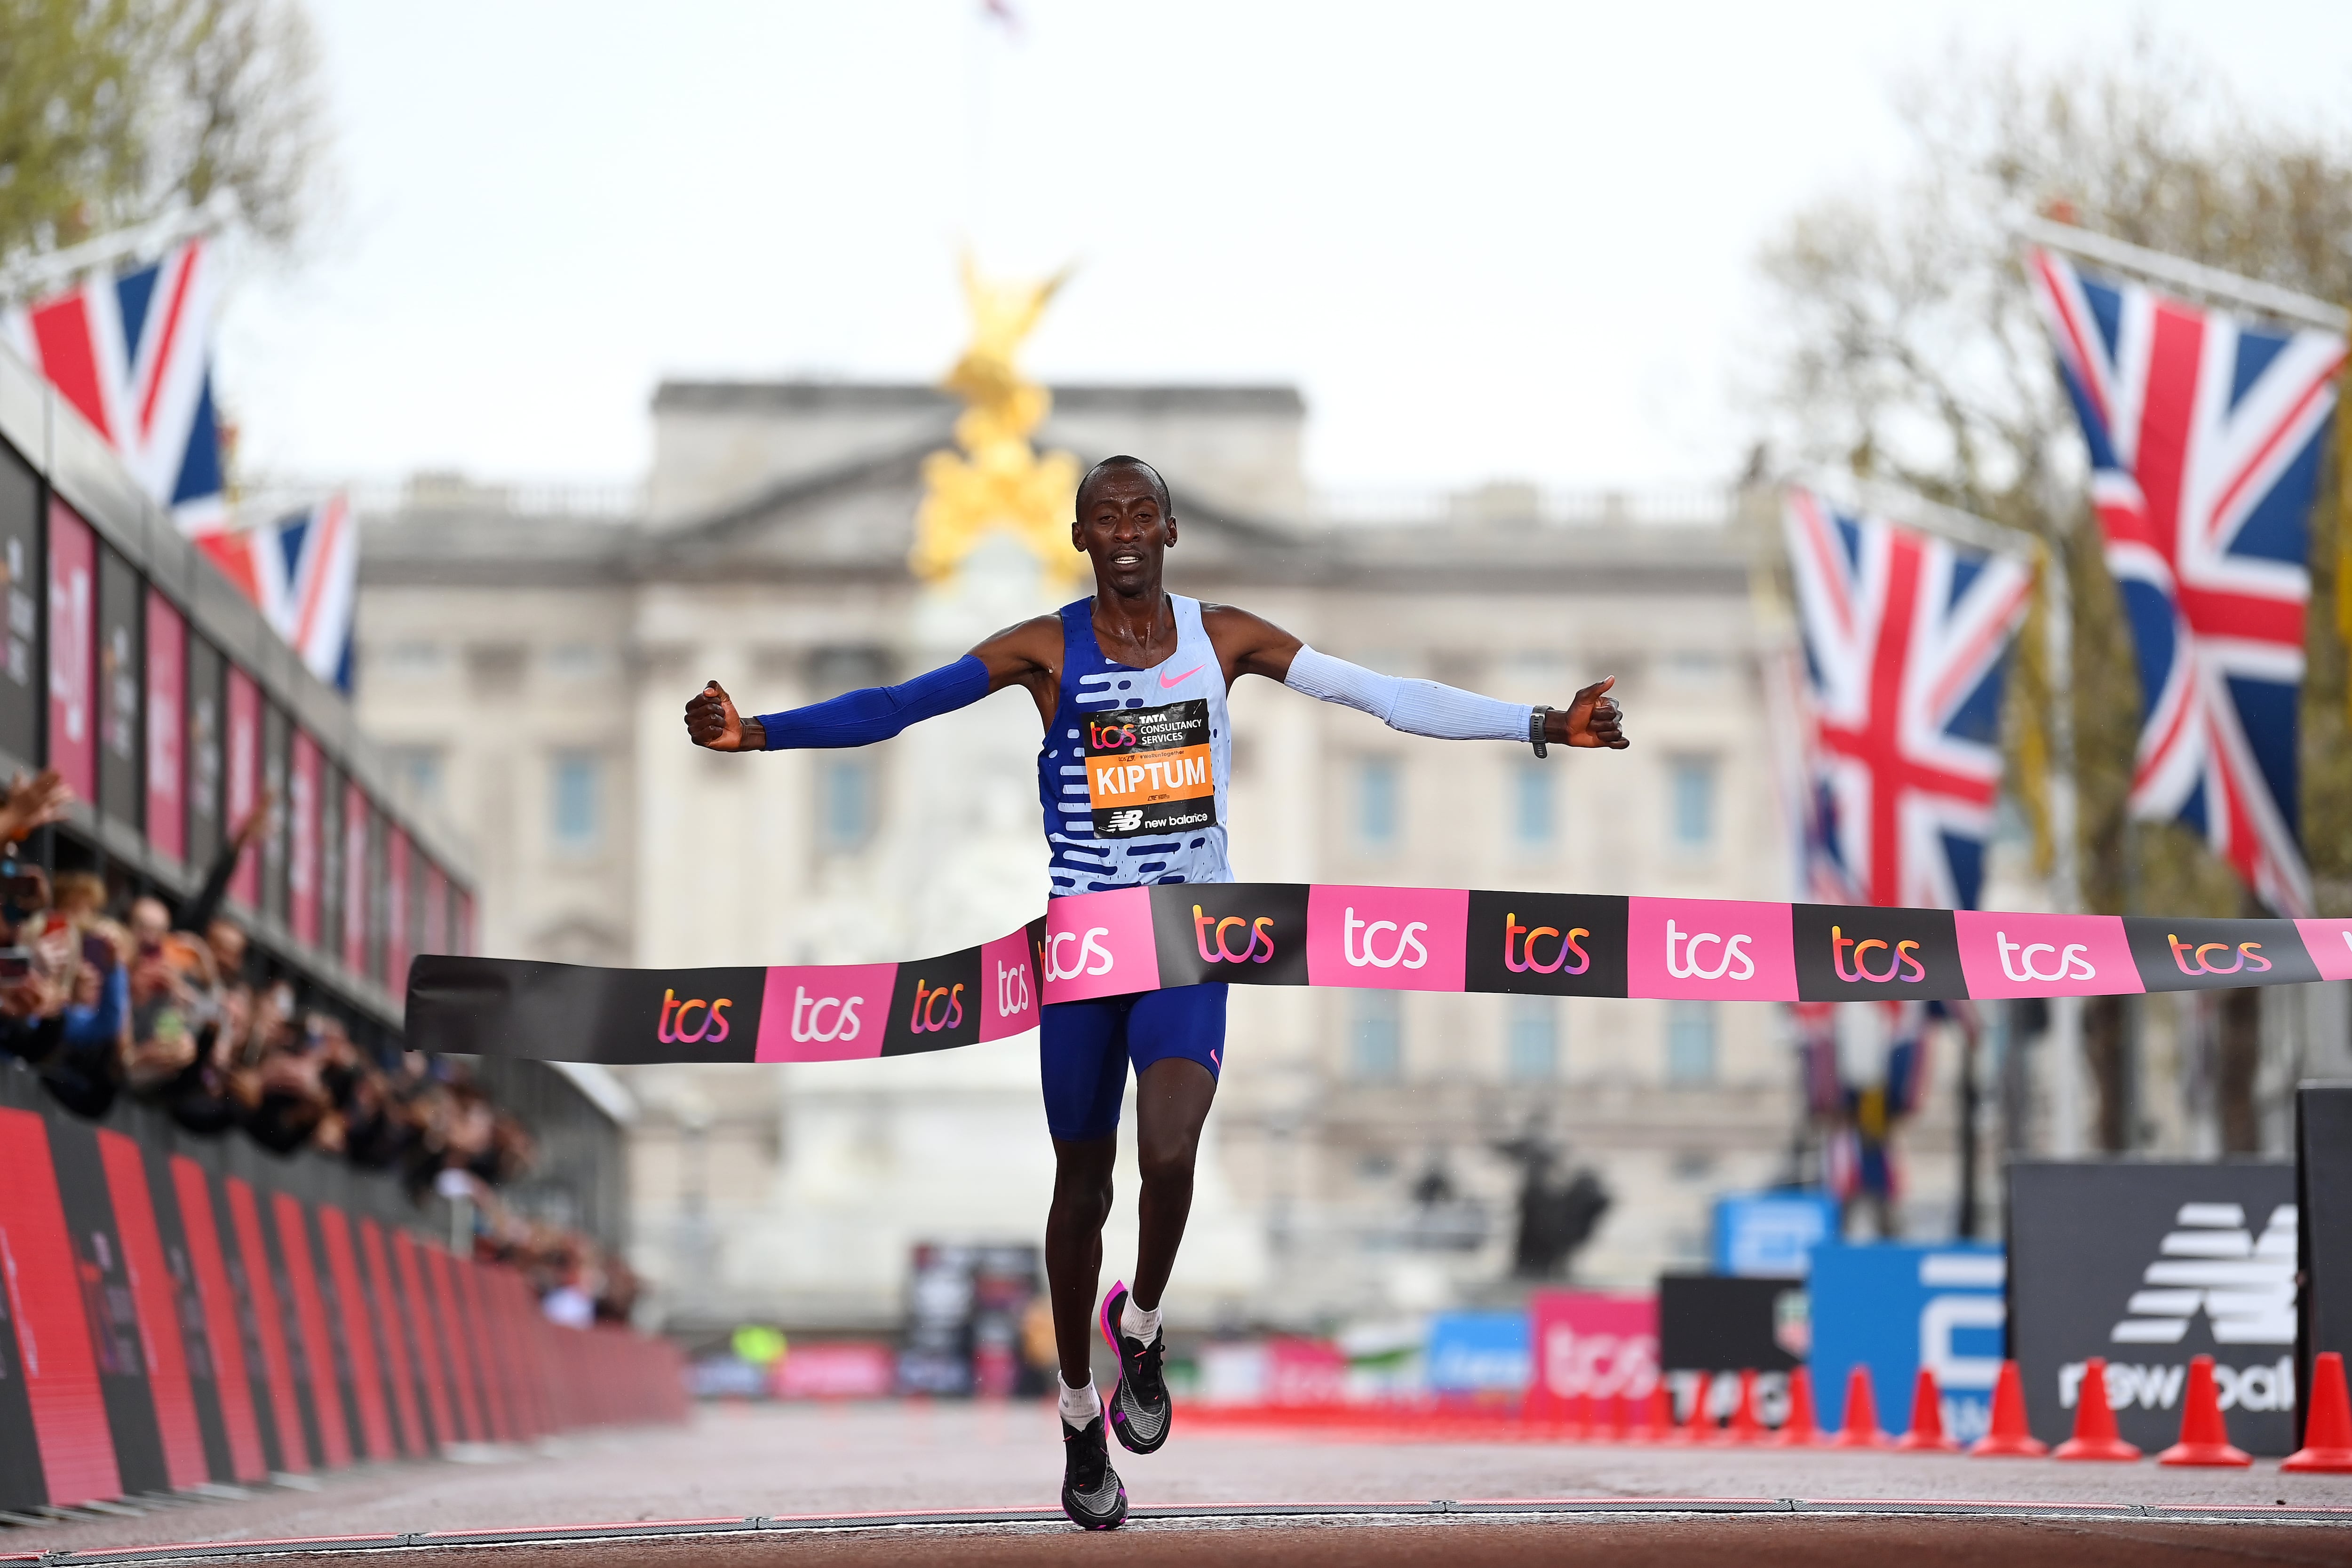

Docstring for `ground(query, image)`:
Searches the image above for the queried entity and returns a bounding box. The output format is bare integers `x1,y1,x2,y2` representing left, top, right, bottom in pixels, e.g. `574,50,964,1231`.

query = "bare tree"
1753,33,2352,1150
0,0,328,263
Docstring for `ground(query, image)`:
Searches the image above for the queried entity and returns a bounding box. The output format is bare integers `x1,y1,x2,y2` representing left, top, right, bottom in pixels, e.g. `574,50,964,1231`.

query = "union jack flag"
197,493,359,691
2028,248,2343,917
1783,488,2035,910
1,238,226,532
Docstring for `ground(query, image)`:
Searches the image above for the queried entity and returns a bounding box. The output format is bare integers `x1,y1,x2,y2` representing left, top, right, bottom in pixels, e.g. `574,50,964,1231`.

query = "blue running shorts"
1039,983,1228,1142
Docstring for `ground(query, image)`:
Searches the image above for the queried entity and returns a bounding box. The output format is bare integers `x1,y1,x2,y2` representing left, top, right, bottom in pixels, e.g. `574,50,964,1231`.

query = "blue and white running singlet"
1037,595,1234,897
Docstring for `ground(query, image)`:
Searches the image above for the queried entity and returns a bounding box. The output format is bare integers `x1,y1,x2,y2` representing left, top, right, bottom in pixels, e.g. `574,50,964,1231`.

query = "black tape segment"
2123,917,2320,992
408,957,768,1063
1464,892,1629,996
1790,903,1963,1002
1151,882,1311,988
881,947,983,1057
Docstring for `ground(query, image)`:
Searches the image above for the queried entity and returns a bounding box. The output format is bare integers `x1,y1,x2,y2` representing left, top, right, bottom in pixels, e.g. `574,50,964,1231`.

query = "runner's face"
1073,469,1173,596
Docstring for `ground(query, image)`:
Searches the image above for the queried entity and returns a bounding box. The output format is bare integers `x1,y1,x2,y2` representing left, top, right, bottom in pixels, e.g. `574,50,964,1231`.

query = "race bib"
1084,700,1217,838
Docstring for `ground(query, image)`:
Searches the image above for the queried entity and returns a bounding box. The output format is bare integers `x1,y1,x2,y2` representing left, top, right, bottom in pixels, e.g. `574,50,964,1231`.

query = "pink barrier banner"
409,885,2344,1065
1526,1290,1660,1422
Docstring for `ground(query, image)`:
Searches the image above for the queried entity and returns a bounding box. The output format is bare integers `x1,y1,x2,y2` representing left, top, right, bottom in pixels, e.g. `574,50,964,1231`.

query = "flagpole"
0,194,235,305
2040,541,2085,1157
2015,216,2351,333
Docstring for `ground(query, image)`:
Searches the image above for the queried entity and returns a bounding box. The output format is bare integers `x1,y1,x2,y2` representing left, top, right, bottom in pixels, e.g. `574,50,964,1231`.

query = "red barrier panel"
357,1218,426,1457
492,1267,551,1441
424,1245,485,1442
391,1230,456,1449
168,1157,268,1482
455,1260,515,1443
0,1106,121,1508
316,1205,396,1461
94,1131,207,1490
222,1176,304,1473
3,1095,684,1508
271,1192,350,1469
48,1121,168,1494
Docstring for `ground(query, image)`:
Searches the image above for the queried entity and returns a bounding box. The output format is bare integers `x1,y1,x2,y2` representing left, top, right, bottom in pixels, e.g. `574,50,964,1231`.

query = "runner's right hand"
685,681,749,751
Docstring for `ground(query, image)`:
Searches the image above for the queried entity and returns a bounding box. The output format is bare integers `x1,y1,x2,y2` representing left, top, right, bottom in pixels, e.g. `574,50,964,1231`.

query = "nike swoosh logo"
1160,664,1205,689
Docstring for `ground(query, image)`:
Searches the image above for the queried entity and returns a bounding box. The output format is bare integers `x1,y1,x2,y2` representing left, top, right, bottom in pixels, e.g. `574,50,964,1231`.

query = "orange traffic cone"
1713,1369,1762,1445
2283,1352,2352,1473
1564,1391,1594,1442
2157,1355,2250,1467
1774,1366,1823,1448
1828,1364,1890,1449
2052,1357,2140,1462
1607,1392,1634,1444
1630,1382,1671,1445
1969,1360,2047,1457
1894,1367,1959,1452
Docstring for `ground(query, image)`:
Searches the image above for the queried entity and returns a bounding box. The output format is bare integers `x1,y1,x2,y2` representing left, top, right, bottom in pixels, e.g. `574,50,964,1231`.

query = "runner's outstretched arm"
683,618,1064,752
1204,605,1628,750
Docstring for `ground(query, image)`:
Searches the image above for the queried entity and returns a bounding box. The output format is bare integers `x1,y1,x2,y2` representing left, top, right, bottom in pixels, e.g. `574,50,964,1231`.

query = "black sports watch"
1530,705,1554,759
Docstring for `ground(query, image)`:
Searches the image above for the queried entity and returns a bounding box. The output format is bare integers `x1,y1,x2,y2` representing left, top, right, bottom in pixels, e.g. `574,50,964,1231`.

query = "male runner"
684,456,1628,1529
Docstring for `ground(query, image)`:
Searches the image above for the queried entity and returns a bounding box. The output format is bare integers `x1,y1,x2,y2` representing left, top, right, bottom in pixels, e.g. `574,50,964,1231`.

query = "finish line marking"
10,1497,2352,1562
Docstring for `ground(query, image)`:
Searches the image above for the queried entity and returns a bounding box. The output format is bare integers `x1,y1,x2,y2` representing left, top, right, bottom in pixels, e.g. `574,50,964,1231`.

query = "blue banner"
1809,1243,2004,1444
1712,1191,1840,1277
1424,1311,1530,1394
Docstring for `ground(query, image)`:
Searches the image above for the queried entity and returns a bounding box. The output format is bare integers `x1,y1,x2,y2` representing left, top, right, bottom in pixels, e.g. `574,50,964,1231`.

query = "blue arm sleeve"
754,654,993,750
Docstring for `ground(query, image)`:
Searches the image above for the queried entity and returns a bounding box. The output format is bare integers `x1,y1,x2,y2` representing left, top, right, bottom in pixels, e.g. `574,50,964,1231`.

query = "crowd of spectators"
0,769,638,1324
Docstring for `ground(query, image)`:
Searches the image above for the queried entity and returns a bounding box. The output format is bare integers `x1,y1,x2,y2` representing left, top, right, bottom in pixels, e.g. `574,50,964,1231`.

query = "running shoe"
1099,1280,1172,1455
1059,1413,1127,1529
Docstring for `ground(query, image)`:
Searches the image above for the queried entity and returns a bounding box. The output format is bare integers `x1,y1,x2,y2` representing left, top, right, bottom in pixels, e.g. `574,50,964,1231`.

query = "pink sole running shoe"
1060,1412,1127,1529
1099,1280,1172,1456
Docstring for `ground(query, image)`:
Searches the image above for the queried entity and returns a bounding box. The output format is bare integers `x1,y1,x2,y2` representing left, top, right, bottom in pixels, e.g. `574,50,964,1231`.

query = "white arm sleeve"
1284,645,1534,743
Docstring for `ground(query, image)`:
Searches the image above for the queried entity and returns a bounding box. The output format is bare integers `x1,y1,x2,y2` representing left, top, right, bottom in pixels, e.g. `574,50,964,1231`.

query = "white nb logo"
1106,808,1144,832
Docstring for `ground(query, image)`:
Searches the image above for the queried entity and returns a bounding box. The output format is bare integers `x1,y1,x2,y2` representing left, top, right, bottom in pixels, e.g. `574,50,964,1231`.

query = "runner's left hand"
1549,678,1628,750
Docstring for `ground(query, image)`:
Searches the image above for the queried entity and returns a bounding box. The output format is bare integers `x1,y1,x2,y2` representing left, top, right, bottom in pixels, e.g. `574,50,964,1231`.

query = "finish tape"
405,883,2352,1065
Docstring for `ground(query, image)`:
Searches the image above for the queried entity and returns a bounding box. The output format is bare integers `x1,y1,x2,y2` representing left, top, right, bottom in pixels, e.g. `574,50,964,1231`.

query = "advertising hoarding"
1713,1191,1839,1277
1809,1242,2003,1443
1525,1289,1658,1419
2009,1160,2296,1455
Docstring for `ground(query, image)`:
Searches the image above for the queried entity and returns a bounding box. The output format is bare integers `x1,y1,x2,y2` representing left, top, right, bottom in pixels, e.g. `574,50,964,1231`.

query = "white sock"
1120,1296,1162,1343
1058,1376,1100,1427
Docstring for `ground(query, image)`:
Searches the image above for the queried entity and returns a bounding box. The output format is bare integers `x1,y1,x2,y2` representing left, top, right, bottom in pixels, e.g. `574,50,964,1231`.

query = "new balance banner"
408,886,2352,1063
2008,1160,2298,1456
2299,1085,2352,1444
0,1066,687,1513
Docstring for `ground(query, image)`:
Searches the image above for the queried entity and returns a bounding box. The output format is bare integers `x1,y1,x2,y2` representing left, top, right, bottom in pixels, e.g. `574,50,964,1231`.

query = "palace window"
1506,996,1559,1081
1513,762,1553,846
549,752,600,851
389,745,445,808
820,758,875,852
1350,991,1403,1081
1358,758,1400,849
1668,756,1716,852
1666,1000,1717,1084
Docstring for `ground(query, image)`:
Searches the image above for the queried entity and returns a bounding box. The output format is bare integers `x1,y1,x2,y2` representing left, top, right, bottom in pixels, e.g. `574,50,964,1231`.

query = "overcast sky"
216,0,2352,500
